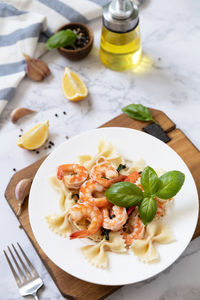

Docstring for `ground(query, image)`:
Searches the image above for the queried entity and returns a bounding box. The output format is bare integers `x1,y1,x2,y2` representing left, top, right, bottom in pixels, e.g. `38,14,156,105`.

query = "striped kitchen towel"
0,0,109,115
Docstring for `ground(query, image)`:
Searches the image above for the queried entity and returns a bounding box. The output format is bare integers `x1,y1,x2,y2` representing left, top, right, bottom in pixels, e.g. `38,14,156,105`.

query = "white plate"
29,127,198,286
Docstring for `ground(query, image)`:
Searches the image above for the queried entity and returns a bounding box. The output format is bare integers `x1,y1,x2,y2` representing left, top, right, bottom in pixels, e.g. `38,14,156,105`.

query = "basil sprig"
46,29,77,50
105,182,143,208
122,104,156,123
141,166,159,195
139,197,157,224
156,171,185,199
105,166,185,224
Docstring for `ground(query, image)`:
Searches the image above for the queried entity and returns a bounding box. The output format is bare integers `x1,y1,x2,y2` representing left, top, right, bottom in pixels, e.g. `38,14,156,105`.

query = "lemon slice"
17,120,49,150
62,67,88,101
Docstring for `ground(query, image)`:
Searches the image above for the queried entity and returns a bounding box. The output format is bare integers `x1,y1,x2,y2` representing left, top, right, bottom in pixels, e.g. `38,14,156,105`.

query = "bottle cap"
103,0,139,33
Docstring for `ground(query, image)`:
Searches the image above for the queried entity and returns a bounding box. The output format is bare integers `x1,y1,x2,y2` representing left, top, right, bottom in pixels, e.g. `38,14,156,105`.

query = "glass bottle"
100,0,142,71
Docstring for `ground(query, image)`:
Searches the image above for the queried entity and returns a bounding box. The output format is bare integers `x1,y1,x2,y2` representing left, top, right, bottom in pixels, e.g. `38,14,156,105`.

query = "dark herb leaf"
105,182,143,208
117,164,126,172
141,166,160,195
72,194,79,202
156,171,185,199
101,228,110,240
122,104,156,123
46,29,77,50
139,197,157,224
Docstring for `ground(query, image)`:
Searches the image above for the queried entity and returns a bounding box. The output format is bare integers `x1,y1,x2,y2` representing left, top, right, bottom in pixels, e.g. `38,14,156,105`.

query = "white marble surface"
0,0,200,299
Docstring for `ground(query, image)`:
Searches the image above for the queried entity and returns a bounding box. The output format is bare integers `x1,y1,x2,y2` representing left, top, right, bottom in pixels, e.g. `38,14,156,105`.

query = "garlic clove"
15,178,32,216
23,53,51,81
11,107,36,123
34,59,51,76
26,60,44,81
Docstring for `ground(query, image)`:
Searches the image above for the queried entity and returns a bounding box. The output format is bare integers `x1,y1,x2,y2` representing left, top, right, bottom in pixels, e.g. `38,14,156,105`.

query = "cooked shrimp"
102,205,128,231
123,208,145,246
90,161,119,188
125,171,141,184
57,164,88,189
79,179,109,207
125,171,143,191
156,198,167,218
69,203,103,239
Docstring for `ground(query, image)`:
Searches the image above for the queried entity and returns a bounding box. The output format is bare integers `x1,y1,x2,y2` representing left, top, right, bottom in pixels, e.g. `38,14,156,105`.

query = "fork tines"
3,243,38,287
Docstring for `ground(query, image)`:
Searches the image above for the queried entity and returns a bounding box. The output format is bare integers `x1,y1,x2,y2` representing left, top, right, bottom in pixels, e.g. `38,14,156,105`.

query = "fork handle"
33,293,39,300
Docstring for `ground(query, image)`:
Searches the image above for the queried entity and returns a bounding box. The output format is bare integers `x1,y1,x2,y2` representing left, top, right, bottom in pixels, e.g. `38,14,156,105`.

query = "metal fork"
3,243,43,300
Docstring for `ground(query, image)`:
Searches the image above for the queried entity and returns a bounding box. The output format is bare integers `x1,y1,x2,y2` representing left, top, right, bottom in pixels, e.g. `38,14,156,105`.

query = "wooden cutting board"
5,108,200,300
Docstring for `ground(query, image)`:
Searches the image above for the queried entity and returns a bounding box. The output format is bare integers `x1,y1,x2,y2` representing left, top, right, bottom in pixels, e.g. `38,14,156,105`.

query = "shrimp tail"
57,166,63,180
70,229,88,239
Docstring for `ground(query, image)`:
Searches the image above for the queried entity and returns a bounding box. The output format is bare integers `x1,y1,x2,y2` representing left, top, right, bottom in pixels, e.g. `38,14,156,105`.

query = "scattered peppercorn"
20,128,23,132
55,113,58,117
49,141,54,146
36,150,40,154
13,168,16,172
19,134,22,137
48,145,51,149
65,136,69,139
63,111,67,115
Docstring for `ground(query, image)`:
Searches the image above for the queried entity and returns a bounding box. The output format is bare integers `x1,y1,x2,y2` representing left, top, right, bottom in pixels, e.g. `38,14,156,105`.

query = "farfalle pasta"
78,140,125,170
81,232,126,268
46,141,178,268
46,176,75,236
46,212,72,237
132,220,175,262
48,176,74,211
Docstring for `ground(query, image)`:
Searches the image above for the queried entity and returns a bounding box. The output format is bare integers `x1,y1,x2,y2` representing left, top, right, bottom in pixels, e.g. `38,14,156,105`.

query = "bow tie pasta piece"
132,220,175,263
48,176,74,211
125,158,146,175
46,176,75,236
81,232,127,268
46,212,72,237
78,140,125,170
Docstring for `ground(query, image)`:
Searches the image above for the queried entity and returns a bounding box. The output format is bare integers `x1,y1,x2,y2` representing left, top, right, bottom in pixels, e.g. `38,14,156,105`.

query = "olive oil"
100,25,141,71
100,0,142,71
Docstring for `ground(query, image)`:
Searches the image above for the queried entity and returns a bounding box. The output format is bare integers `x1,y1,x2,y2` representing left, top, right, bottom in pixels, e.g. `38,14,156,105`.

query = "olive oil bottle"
100,0,142,71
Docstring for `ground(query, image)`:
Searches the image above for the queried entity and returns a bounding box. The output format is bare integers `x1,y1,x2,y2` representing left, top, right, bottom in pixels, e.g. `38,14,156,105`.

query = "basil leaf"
141,166,160,195
46,29,77,50
156,171,185,199
116,164,126,172
139,197,157,224
105,182,143,207
122,104,156,123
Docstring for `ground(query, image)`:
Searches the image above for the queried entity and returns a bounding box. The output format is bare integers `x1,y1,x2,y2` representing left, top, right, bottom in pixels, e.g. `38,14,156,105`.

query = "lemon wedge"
62,67,88,101
17,120,49,150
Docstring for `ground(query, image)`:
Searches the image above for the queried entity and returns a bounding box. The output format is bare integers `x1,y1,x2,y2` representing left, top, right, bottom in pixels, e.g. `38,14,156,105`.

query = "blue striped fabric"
89,0,110,6
0,3,27,17
38,0,89,23
0,0,109,115
0,23,44,47
0,88,16,101
0,61,26,77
